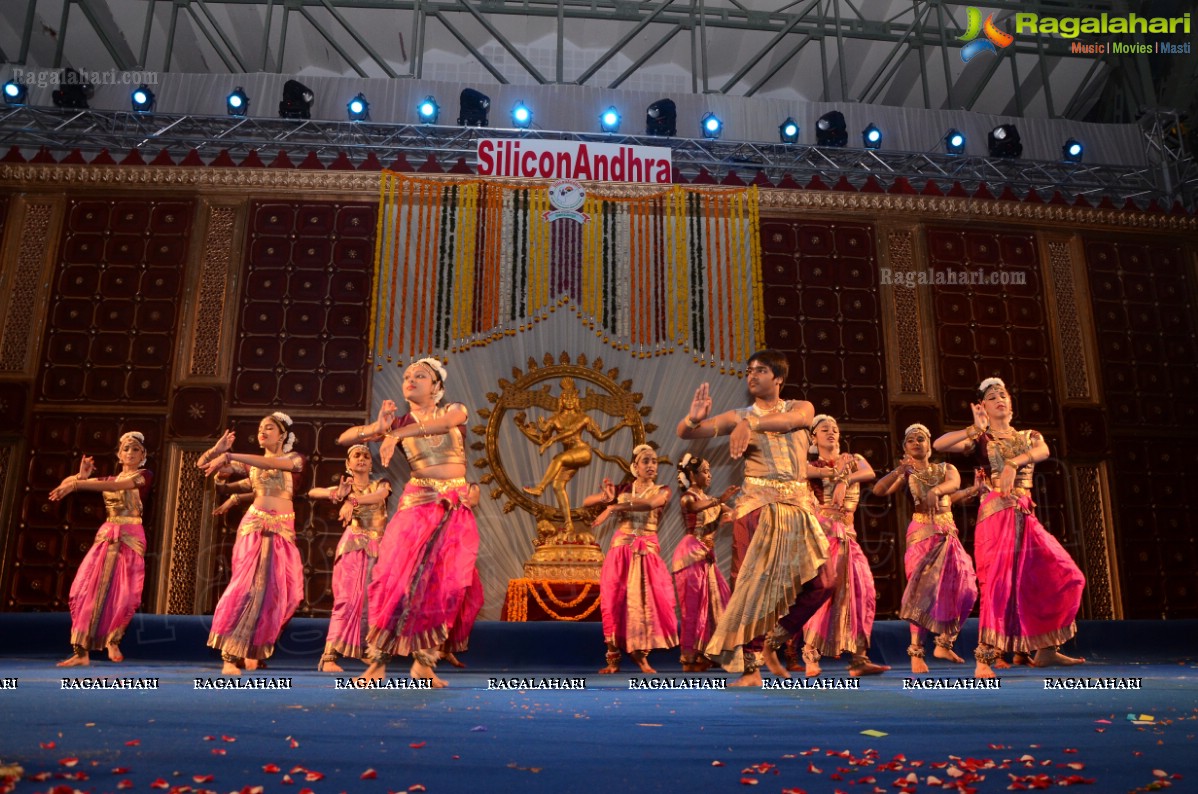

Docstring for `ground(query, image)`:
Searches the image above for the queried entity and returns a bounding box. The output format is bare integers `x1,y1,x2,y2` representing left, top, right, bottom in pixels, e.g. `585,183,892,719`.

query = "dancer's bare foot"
761,644,791,678
849,660,890,677
244,658,260,671
992,655,1012,670
633,654,656,675
57,654,89,668
933,646,965,664
728,670,763,687
411,660,448,688
444,652,466,669
356,661,386,684
805,660,821,678
910,657,929,674
693,656,712,673
106,643,124,663
221,661,242,676
318,659,344,673
1013,652,1034,667
974,663,997,679
1032,648,1085,667
522,485,544,497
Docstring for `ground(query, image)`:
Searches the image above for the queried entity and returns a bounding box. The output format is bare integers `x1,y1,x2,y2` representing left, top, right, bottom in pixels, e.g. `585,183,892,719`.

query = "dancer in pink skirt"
873,423,978,674
800,415,886,677
935,377,1086,678
309,444,390,672
200,413,305,676
672,454,738,672
49,431,151,667
341,358,481,687
586,444,678,675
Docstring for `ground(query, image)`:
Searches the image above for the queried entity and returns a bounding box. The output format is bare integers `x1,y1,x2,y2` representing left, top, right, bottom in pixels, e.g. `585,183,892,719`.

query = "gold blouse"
906,462,952,513
977,429,1040,491
102,469,150,521
814,453,866,514
226,452,304,500
615,482,668,535
401,403,468,469
737,400,810,482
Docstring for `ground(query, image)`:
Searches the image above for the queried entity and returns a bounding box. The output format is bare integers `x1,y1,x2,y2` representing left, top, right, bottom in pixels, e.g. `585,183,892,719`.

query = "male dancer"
677,350,836,686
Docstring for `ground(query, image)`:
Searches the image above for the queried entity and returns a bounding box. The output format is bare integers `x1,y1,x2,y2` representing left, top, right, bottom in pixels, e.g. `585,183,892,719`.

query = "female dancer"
586,444,678,674
49,431,151,667
672,454,738,672
345,359,481,687
934,377,1086,678
800,415,886,677
872,424,977,674
200,412,305,676
309,444,391,672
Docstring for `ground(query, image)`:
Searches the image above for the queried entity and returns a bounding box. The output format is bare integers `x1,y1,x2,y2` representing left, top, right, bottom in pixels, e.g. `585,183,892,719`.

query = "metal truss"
5,0,1150,121
0,105,1177,209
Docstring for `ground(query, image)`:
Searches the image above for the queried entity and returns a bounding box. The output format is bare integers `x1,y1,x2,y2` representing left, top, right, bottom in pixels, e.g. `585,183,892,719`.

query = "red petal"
40,741,56,749
210,748,226,756
111,767,131,774
289,739,300,749
361,770,378,780
58,758,79,767
711,761,725,767
203,736,216,742
304,772,325,782
1063,748,1078,754
289,767,307,774
117,781,134,789
125,740,141,747
409,742,427,749
29,773,51,782
408,786,427,793
221,735,237,743
151,779,170,789
193,775,214,783
298,789,315,794
281,775,293,784
262,764,281,774
739,778,758,786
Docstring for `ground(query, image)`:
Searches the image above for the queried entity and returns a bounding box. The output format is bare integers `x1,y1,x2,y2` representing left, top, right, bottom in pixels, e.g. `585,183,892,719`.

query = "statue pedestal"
502,521,605,621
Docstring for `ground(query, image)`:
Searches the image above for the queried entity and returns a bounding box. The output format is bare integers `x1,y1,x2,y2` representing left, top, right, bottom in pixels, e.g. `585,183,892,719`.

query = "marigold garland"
373,172,762,365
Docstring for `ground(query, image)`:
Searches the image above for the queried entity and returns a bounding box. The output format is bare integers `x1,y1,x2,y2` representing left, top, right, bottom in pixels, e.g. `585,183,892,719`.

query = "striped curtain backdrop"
370,171,765,373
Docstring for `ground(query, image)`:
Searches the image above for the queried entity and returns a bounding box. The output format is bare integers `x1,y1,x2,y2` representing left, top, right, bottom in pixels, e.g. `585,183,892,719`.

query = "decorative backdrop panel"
39,199,192,404
232,201,375,411
1084,238,1198,619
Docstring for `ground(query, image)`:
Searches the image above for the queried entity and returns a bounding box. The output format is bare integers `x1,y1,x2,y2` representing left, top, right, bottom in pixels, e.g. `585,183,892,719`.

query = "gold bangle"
1004,459,1019,469
747,415,760,432
684,416,701,429
965,425,982,441
356,427,367,441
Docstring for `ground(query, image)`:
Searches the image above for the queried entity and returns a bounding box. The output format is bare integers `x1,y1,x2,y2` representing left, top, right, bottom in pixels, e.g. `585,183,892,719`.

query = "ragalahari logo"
959,7,1014,62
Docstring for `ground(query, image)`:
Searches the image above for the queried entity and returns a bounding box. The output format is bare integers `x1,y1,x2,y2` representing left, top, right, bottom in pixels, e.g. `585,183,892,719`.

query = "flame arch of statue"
472,352,656,578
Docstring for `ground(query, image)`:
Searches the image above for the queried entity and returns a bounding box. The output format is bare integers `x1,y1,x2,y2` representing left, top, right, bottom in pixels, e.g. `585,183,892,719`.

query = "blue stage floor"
2,616,1196,794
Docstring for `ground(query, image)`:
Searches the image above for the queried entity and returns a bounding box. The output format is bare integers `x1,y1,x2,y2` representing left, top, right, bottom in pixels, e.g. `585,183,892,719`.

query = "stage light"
458,88,490,126
3,79,27,106
1062,138,1084,162
645,98,676,136
987,124,1022,158
52,69,90,110
511,101,532,128
347,93,369,121
417,96,439,123
226,87,248,116
815,110,847,147
701,112,722,139
600,106,621,133
862,123,882,149
131,84,155,113
279,79,313,120
779,117,799,144
944,128,965,155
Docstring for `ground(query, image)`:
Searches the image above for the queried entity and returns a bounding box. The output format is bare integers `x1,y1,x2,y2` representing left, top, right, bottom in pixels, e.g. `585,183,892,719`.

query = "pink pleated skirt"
802,518,876,656
601,531,679,653
68,521,146,650
900,515,978,636
671,535,730,656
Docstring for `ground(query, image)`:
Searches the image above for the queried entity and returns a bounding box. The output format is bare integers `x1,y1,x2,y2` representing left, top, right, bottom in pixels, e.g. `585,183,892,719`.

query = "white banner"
477,139,673,183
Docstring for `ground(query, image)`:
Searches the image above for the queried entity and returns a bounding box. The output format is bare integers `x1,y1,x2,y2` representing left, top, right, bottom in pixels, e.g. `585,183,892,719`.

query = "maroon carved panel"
759,219,899,615
8,414,164,611
1084,239,1198,618
231,202,376,411
927,228,1056,426
761,220,886,422
39,200,192,405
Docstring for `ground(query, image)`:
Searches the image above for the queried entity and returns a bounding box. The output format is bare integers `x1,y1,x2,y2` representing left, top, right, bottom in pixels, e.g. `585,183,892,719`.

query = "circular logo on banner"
548,179,586,212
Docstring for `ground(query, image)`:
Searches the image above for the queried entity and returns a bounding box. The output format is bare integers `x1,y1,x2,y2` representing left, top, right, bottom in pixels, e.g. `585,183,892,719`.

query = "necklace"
633,481,657,500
